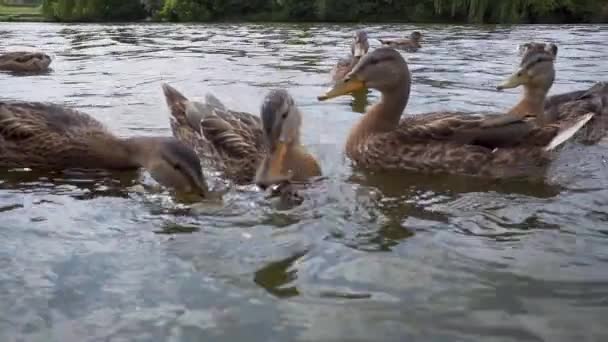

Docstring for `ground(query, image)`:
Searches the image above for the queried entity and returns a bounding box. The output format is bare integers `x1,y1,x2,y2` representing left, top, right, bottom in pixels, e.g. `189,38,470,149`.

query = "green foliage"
40,0,608,23
431,0,607,23
41,0,145,21
160,0,210,21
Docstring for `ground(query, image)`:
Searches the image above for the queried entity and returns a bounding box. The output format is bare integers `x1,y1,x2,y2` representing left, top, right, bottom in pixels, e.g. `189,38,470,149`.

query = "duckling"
0,101,207,196
331,30,370,82
378,31,422,52
0,51,52,73
162,84,321,189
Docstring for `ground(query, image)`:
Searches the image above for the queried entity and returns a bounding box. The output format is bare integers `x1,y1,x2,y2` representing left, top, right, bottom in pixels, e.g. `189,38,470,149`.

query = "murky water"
1,22,608,341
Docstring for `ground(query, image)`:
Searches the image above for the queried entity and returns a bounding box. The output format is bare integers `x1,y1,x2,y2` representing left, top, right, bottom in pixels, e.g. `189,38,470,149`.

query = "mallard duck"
331,30,370,82
494,42,607,146
161,84,321,189
317,47,603,179
378,31,422,52
0,51,52,73
0,101,208,196
487,42,560,127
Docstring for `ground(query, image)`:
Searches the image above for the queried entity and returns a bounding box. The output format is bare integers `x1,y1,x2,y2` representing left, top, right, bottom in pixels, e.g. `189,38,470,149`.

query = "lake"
1,22,608,341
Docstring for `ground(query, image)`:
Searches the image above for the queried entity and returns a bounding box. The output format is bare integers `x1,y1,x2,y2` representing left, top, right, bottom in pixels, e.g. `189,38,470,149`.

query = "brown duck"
317,46,605,179
378,31,422,52
0,100,208,196
331,30,370,82
495,42,607,147
0,51,52,73
162,84,321,189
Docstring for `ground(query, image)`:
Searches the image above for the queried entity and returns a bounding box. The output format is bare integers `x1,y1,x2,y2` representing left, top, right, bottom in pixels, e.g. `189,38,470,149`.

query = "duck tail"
545,113,594,151
162,83,189,118
204,93,226,111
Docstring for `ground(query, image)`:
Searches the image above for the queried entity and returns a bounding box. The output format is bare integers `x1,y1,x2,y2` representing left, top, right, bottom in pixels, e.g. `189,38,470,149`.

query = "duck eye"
517,71,523,77
173,163,181,170
281,111,288,119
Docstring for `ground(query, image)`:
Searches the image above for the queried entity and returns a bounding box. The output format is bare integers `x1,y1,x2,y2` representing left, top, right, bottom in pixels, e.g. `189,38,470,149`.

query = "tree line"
41,0,608,23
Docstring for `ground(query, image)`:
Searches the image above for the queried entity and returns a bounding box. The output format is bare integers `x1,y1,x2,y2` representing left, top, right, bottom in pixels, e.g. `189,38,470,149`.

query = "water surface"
1,22,608,342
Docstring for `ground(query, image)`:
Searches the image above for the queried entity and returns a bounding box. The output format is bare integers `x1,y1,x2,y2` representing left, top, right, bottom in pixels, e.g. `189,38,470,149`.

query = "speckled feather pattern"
162,84,266,184
0,101,133,170
544,82,608,144
349,81,607,179
346,111,557,179
0,51,51,72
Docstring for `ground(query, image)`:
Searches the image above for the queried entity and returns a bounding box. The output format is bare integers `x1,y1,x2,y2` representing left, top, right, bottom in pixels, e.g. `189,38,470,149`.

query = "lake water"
1,22,608,342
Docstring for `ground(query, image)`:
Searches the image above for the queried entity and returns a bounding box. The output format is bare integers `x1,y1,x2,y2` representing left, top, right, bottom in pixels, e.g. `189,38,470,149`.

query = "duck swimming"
495,42,607,146
0,51,52,73
331,30,370,83
378,31,422,52
162,84,321,189
317,46,604,179
0,100,207,196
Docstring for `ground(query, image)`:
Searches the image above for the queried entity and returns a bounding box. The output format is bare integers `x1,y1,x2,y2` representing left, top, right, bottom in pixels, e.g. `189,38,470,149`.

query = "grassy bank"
0,4,45,22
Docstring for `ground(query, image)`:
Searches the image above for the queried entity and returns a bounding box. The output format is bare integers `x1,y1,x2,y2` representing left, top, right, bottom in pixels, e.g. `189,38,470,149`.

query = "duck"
378,31,422,52
317,46,604,179
494,42,607,146
161,84,321,189
331,30,370,83
0,51,52,73
0,100,208,196
481,42,560,127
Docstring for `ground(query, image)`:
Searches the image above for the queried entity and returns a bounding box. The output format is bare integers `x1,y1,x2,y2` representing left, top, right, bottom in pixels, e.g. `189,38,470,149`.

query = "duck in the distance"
331,30,370,83
378,31,422,52
0,51,52,73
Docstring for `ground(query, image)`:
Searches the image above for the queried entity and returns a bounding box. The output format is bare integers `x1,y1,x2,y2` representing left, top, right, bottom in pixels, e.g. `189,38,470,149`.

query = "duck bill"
189,173,209,198
318,79,366,101
497,72,524,90
255,142,291,188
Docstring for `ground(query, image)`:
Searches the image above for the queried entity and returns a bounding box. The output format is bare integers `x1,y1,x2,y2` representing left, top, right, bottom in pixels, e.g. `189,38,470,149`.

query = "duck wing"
162,83,265,184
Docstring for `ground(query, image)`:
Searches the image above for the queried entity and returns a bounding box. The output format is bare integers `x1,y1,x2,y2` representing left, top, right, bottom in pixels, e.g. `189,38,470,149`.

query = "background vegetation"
41,0,146,21
31,0,608,23
0,2,44,21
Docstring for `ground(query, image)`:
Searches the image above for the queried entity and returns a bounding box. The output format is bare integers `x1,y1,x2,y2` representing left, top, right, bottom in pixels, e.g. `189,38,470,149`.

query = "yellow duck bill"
497,71,525,90
318,79,366,101
255,142,291,188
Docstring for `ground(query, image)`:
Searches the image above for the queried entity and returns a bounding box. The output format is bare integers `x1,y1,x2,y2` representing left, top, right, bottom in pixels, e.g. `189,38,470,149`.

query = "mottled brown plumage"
318,47,604,180
0,51,52,73
496,42,608,144
0,100,208,196
162,84,321,188
378,31,422,52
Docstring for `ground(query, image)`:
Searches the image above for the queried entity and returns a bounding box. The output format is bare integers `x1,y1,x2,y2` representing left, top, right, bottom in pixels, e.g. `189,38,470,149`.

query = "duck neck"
364,85,409,132
121,136,161,169
103,137,146,170
65,133,140,170
509,85,549,124
347,82,410,156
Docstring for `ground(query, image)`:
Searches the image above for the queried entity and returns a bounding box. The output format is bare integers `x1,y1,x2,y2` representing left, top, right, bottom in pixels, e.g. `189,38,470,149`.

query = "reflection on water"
1,22,608,342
